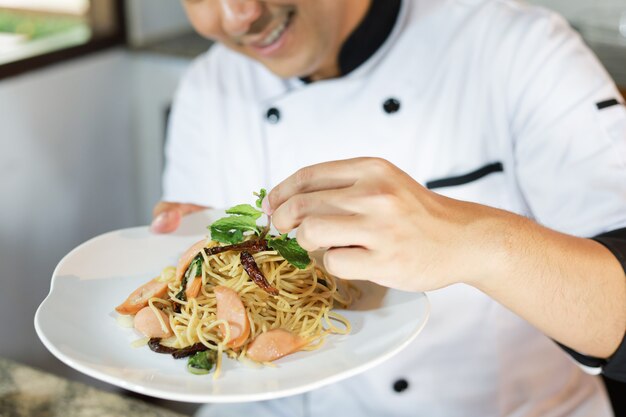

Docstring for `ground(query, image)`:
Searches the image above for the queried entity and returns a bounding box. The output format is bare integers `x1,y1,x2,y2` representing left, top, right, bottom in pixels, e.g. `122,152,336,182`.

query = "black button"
266,107,280,124
393,378,409,393
383,98,401,114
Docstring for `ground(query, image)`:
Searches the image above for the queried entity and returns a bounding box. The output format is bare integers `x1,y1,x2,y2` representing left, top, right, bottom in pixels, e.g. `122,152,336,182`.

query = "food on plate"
115,190,355,378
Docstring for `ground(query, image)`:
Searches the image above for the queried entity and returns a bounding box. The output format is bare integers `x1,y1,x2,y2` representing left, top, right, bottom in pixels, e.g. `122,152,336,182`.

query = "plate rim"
34,216,431,403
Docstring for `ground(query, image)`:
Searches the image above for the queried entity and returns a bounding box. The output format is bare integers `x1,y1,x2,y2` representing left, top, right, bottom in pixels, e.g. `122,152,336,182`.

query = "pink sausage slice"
115,278,169,315
246,329,307,362
214,286,250,348
185,276,203,300
134,306,173,338
175,239,208,284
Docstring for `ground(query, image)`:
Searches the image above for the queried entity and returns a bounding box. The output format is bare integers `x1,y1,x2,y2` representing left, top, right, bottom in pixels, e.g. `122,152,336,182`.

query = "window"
0,0,125,79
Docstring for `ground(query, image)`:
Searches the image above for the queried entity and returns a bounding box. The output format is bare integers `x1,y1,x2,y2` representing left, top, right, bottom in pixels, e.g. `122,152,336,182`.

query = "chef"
151,0,626,415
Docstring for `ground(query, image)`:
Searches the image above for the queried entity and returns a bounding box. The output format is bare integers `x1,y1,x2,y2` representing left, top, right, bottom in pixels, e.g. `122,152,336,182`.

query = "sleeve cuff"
593,227,626,273
556,227,626,382
557,335,626,382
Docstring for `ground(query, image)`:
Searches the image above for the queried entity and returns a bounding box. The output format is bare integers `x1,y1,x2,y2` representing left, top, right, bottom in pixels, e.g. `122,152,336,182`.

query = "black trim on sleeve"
556,342,605,368
593,227,626,270
593,227,626,381
556,227,626,382
604,334,626,382
596,99,622,110
426,162,504,190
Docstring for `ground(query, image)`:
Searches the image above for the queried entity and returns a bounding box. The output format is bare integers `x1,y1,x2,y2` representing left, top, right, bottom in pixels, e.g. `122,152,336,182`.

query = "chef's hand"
151,201,208,233
267,157,626,359
266,157,504,292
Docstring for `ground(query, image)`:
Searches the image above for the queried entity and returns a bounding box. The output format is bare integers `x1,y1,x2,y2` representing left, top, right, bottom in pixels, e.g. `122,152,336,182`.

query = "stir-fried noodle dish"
115,190,355,377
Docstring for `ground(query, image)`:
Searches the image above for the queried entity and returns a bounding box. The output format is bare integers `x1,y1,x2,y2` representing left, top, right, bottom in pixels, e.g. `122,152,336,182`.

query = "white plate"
35,209,430,403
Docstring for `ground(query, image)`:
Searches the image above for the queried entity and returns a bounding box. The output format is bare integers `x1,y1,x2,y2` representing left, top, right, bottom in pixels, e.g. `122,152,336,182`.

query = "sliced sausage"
115,277,169,315
134,306,173,338
175,239,209,284
214,285,250,348
246,329,306,362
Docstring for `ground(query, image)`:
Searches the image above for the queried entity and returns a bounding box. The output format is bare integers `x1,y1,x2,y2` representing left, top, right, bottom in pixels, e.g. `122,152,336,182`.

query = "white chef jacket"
162,0,626,415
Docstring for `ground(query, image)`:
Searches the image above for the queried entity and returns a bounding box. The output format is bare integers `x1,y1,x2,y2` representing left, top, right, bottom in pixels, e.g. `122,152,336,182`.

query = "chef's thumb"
150,202,208,234
151,209,182,234
261,195,273,216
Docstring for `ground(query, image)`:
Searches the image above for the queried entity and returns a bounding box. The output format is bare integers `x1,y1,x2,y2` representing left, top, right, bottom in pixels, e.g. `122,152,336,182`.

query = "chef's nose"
219,0,264,38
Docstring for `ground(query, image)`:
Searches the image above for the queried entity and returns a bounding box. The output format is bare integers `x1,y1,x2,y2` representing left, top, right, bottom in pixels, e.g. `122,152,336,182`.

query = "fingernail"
262,196,273,216
151,211,170,232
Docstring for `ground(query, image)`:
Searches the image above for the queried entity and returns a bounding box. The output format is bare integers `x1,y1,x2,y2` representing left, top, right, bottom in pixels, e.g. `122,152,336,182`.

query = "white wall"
125,0,193,46
528,0,626,87
527,0,588,20
0,49,137,387
0,0,195,403
527,0,625,22
130,52,191,224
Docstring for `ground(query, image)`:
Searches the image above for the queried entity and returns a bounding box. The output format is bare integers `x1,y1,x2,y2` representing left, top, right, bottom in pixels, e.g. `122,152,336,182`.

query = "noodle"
154,240,355,365
114,232,358,377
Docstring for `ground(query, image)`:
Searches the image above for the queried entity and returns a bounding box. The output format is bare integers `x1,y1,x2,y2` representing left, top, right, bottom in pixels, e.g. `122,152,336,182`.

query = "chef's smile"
242,8,295,57
182,0,371,80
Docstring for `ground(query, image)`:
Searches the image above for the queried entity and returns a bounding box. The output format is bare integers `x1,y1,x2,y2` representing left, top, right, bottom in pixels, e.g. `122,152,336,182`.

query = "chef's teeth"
260,16,289,47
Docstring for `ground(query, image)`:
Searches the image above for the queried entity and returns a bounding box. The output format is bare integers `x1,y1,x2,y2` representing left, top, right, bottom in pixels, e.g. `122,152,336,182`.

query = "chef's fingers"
295,214,373,252
323,247,379,282
151,202,208,234
268,158,376,212
272,187,365,233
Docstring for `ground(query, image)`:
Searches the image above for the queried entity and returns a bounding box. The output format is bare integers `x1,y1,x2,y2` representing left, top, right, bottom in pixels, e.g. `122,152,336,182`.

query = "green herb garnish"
208,190,310,269
187,350,216,375
254,188,267,209
209,215,261,244
175,254,203,302
185,254,203,279
268,234,311,270
174,287,185,303
226,204,263,219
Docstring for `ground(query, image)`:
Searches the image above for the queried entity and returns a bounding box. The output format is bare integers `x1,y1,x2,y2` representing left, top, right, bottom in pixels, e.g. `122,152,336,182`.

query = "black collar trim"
301,0,401,83
339,0,402,76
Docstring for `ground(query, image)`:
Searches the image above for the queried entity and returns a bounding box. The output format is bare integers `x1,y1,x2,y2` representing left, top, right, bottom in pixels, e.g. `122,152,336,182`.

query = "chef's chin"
257,52,331,80
238,26,334,80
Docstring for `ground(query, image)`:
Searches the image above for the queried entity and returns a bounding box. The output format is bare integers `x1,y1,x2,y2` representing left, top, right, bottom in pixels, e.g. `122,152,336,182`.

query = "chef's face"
182,0,370,80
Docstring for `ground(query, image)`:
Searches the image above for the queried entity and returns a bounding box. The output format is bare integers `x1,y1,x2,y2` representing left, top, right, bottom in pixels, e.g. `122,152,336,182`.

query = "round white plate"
35,210,430,403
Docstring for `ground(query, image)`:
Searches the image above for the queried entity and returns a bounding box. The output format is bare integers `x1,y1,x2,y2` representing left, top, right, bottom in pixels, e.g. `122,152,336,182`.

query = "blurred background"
0,0,624,415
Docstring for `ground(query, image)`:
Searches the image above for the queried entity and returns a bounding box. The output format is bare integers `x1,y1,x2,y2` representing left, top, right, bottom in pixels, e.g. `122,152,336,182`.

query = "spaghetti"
117,236,355,377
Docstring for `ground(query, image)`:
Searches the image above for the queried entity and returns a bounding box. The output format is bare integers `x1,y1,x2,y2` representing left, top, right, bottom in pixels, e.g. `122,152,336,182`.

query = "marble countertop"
0,358,188,417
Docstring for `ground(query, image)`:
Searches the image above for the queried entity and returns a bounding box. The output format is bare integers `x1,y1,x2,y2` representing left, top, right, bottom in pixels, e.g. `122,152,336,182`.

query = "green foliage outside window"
0,10,85,41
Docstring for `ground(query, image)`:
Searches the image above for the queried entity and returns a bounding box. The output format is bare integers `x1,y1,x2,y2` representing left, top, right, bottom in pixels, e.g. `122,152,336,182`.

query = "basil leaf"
209,227,244,245
226,204,262,219
187,350,216,375
268,235,311,269
175,254,203,302
174,287,186,303
209,215,260,244
185,254,203,279
254,188,267,209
